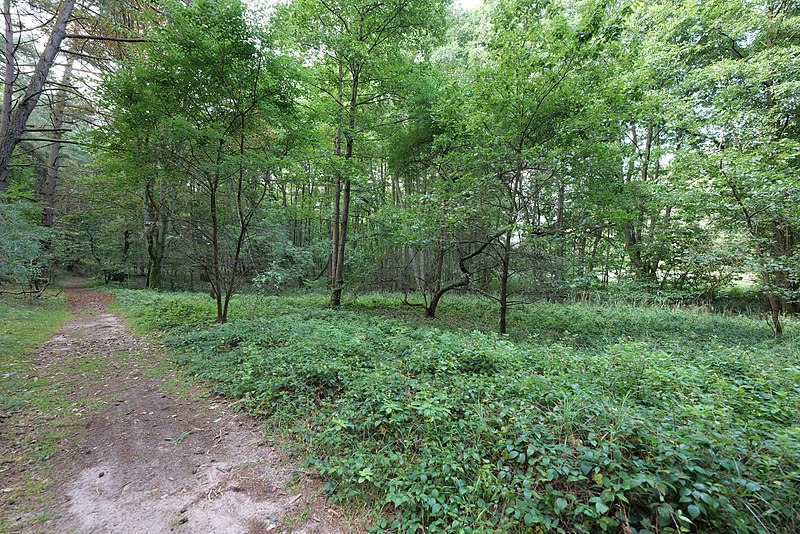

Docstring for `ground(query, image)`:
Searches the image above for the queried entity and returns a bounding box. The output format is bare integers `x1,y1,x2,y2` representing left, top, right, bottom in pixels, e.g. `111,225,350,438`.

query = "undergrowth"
0,293,70,530
0,294,70,414
113,289,800,533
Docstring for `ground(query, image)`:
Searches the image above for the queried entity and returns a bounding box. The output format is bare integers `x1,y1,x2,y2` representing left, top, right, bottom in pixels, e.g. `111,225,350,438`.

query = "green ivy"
116,290,799,533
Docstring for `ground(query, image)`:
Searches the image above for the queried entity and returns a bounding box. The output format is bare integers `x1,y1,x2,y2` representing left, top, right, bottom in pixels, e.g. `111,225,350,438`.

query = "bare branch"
64,33,147,43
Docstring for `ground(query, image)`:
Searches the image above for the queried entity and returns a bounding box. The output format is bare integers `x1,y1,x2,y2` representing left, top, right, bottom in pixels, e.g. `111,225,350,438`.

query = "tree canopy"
0,0,797,332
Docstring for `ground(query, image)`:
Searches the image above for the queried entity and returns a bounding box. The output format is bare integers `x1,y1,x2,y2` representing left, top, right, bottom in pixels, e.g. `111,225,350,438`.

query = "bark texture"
0,0,76,196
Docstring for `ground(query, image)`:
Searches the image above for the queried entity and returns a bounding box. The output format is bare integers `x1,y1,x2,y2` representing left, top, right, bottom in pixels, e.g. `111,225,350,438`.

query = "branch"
16,137,93,147
0,282,49,298
719,31,745,60
64,48,112,62
23,127,70,133
64,34,147,43
402,295,427,309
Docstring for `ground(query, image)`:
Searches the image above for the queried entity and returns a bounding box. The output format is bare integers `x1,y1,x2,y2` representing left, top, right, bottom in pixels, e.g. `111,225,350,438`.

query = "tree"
0,0,75,197
0,200,50,288
633,0,800,333
445,0,616,332
101,0,296,322
281,0,449,307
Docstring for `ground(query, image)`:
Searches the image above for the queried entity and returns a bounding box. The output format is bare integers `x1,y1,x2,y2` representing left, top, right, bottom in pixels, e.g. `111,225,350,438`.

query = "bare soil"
6,281,357,533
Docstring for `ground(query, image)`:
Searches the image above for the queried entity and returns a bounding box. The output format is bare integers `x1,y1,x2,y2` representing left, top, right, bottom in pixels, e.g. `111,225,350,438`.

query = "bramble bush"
114,290,800,533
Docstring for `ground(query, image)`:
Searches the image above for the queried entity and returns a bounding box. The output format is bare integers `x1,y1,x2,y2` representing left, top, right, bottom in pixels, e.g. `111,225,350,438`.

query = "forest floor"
1,280,357,534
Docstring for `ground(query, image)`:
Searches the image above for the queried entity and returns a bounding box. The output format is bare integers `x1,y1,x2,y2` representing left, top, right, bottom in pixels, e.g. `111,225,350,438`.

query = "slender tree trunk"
331,176,350,306
766,290,783,336
0,0,75,196
499,230,512,334
1,0,13,166
146,205,168,291
146,199,164,291
331,172,341,283
209,179,224,323
330,63,344,305
330,61,360,307
42,56,74,227
220,118,265,324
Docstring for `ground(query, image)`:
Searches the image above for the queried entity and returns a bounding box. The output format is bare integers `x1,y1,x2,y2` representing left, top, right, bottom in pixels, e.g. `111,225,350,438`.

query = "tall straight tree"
41,55,74,227
281,0,448,307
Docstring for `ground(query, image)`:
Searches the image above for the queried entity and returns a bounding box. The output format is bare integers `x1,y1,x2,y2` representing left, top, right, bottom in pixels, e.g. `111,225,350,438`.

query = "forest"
1,0,799,532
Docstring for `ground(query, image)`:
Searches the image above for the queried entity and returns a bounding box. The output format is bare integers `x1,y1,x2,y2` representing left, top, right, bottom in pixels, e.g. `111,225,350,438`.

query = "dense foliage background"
2,0,798,329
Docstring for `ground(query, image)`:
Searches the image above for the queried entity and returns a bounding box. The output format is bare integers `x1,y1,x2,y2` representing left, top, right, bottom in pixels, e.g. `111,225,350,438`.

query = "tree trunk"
147,249,162,290
0,0,75,196
330,61,360,308
1,0,13,173
426,287,448,318
42,56,74,227
331,171,341,293
767,292,783,337
220,119,265,324
623,123,661,281
144,172,173,291
146,212,165,291
331,176,350,307
425,231,504,318
209,179,224,323
425,250,463,319
499,230,512,334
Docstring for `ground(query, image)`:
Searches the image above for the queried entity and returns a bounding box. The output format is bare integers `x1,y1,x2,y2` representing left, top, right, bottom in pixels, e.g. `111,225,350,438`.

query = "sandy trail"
22,281,354,533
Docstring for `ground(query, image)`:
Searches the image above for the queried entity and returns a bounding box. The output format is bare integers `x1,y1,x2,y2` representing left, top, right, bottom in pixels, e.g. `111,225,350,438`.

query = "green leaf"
595,501,610,514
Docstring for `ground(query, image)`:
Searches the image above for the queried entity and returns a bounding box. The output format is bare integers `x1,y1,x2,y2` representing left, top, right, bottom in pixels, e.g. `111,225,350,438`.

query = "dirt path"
14,281,355,533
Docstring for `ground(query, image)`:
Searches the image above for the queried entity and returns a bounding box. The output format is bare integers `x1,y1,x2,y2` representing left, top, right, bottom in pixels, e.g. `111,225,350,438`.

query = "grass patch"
113,289,800,533
0,293,71,530
0,294,69,413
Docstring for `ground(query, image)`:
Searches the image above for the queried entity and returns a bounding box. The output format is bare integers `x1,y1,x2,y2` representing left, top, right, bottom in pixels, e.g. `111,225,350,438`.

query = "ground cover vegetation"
0,294,71,528
0,294,68,423
2,0,800,531
112,289,800,533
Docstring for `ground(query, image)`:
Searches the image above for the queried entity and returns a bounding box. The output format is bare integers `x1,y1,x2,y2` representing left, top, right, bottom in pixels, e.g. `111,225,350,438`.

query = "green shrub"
116,290,800,533
113,290,216,330
0,203,51,287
